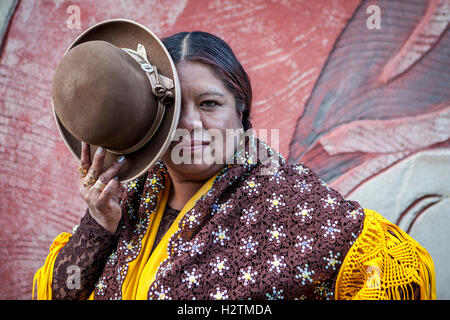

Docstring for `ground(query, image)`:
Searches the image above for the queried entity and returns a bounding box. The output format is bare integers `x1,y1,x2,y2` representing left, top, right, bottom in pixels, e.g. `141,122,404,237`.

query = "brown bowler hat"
51,19,180,183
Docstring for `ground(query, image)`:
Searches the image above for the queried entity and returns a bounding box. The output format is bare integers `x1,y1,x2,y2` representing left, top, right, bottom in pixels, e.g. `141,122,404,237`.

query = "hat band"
106,45,173,155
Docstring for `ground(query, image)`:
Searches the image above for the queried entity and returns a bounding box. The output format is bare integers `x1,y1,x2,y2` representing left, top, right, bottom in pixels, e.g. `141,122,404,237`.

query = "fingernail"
81,141,85,148
114,176,119,180
117,155,125,163
96,146,104,155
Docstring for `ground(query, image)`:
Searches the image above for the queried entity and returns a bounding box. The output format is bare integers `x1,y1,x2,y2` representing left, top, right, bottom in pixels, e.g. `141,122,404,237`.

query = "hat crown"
51,19,180,182
52,40,157,151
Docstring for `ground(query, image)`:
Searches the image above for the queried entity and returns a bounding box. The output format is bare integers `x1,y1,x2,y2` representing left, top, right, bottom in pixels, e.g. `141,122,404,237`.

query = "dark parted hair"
162,31,252,131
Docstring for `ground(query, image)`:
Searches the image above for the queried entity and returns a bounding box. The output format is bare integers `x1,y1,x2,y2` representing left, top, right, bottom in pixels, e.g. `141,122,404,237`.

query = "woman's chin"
171,161,225,180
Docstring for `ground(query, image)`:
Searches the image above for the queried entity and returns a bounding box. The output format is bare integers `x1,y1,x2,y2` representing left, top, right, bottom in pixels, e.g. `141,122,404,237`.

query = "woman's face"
162,60,242,182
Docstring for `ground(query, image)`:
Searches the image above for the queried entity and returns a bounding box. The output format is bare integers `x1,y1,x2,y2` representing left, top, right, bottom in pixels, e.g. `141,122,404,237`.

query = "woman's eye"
200,100,218,108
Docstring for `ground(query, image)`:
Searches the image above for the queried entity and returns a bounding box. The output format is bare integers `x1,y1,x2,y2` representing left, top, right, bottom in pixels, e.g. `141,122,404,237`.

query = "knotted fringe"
335,209,436,300
32,232,72,300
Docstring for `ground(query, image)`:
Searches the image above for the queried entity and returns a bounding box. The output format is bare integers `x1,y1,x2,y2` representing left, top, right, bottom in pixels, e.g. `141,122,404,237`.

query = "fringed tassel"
415,243,436,299
386,283,413,300
382,223,436,300
32,232,72,300
335,209,436,300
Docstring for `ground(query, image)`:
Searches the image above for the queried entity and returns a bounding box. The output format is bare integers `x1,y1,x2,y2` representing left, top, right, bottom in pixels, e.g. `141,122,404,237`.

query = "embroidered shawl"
33,133,435,300
91,133,366,300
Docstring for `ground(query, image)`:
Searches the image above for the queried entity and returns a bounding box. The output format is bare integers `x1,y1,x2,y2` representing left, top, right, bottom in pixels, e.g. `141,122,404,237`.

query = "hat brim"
52,19,180,183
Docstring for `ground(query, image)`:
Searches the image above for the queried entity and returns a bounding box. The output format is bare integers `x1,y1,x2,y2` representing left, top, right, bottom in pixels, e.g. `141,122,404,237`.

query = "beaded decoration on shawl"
93,132,365,300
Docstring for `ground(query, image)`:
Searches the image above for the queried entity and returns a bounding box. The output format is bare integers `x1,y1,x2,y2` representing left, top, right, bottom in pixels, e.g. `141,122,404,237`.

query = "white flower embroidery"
266,287,284,300
210,256,229,276
294,202,314,223
216,199,233,215
120,240,136,261
323,251,342,271
210,287,229,300
269,170,286,184
188,238,205,256
95,279,107,296
345,208,363,220
321,219,341,241
125,178,141,192
267,224,286,244
314,281,334,300
238,266,258,286
240,206,259,226
266,193,285,213
267,254,286,273
322,194,339,210
295,235,314,255
294,179,312,193
174,237,205,257
242,177,261,196
149,283,172,300
295,264,315,286
212,225,230,246
147,174,162,190
185,209,202,229
182,267,202,288
244,153,256,167
141,192,157,208
239,236,259,256
294,180,312,193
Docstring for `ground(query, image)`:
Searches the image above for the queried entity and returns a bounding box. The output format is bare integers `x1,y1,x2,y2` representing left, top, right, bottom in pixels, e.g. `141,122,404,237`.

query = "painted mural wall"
0,0,448,299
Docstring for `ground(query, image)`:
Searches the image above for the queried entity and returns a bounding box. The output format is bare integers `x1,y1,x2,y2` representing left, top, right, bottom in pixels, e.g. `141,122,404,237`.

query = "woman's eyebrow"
198,91,225,97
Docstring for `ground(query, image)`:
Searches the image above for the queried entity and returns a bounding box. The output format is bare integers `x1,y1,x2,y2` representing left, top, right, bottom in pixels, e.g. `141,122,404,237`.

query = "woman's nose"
178,102,202,132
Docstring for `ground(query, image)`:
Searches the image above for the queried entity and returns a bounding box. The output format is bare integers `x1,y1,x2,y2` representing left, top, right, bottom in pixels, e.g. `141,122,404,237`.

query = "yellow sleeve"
32,232,72,300
335,209,436,300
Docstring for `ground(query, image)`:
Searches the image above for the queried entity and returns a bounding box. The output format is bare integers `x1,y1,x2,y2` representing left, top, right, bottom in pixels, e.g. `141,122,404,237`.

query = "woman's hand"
77,142,126,233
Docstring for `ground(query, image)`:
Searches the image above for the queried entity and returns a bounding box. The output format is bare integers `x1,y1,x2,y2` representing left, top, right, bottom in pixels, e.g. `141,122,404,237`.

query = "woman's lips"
176,140,212,152
189,144,207,151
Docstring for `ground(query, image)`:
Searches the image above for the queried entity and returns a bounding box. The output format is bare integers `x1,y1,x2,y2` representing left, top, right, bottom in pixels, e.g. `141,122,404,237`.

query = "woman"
34,31,435,300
